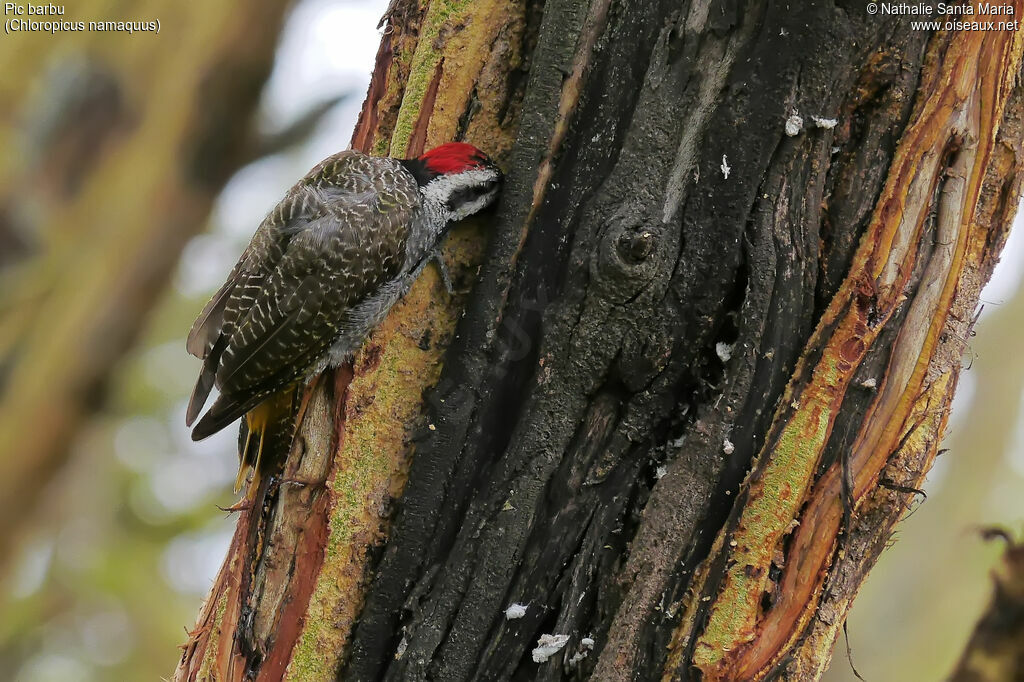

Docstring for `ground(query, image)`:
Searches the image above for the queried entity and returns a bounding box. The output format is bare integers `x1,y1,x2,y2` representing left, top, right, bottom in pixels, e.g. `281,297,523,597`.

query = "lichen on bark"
174,2,533,678
176,3,1024,680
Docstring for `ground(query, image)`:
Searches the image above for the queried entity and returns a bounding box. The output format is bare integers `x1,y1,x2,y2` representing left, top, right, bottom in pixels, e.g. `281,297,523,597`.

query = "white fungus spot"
396,636,408,659
860,377,878,389
720,155,731,179
655,465,668,480
812,115,838,129
716,342,733,362
723,438,735,455
505,603,528,620
784,113,804,136
568,637,595,664
532,634,570,663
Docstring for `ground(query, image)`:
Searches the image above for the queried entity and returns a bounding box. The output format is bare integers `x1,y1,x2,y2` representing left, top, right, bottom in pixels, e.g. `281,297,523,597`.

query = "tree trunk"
0,0,293,562
175,2,1024,680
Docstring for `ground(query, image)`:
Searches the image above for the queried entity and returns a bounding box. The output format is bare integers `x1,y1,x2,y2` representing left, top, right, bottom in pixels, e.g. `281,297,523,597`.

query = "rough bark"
175,0,534,678
0,0,294,562
176,1,1024,680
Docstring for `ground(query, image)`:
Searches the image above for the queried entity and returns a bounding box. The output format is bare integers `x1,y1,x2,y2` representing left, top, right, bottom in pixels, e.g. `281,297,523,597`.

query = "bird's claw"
431,251,456,295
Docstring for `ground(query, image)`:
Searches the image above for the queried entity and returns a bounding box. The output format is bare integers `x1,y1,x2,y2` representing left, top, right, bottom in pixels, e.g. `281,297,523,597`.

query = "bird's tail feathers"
191,391,261,442
186,336,228,427
186,359,217,427
235,386,300,499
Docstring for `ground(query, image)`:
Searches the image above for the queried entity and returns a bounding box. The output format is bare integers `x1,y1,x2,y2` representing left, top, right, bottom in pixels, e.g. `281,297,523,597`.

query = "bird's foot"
430,251,458,296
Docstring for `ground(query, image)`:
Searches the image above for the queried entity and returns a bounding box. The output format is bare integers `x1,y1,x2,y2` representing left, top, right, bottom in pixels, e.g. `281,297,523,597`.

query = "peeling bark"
177,2,1024,680
176,1,534,678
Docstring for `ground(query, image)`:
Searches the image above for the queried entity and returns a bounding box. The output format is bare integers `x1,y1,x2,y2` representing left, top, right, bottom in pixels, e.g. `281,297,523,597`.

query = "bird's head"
405,142,503,221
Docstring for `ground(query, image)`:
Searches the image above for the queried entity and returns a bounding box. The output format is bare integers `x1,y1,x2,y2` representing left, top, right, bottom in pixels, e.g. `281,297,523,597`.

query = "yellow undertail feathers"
235,386,299,498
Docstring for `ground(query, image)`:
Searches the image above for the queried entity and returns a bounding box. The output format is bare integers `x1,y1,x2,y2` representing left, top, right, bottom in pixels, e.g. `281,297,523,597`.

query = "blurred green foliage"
0,2,1020,680
0,2,384,679
1,283,237,680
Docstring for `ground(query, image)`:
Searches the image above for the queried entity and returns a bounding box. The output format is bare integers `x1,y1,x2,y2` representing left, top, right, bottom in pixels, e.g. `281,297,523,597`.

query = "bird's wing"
187,154,419,438
186,260,242,359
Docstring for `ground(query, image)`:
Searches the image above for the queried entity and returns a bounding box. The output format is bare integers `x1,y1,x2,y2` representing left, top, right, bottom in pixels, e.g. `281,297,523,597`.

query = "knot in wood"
619,229,655,263
593,210,662,302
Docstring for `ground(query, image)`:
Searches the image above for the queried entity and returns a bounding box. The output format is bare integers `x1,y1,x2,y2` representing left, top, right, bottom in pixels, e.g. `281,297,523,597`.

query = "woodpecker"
185,142,502,492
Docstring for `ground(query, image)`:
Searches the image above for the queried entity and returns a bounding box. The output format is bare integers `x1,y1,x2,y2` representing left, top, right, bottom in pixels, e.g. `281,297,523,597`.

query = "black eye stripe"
446,186,476,209
446,182,496,211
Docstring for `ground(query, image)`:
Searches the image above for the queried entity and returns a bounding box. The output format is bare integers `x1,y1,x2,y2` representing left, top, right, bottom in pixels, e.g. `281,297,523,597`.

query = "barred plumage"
185,143,501,492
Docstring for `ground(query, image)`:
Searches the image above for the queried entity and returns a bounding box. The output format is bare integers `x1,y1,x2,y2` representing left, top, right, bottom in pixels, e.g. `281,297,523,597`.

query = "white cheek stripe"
421,168,500,210
450,191,498,221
